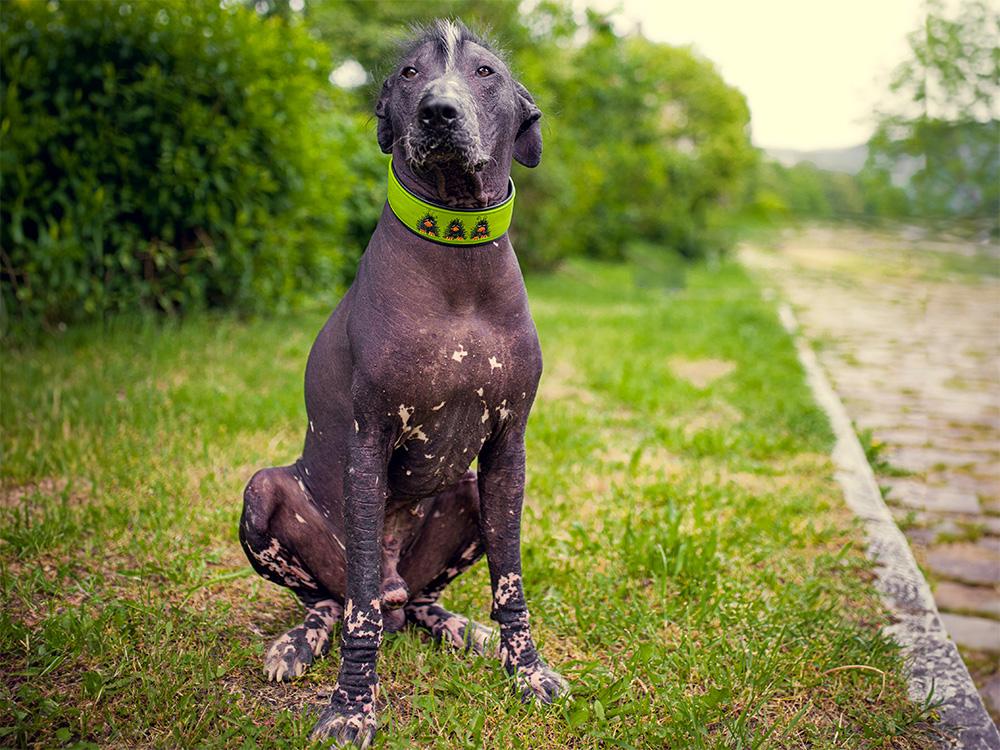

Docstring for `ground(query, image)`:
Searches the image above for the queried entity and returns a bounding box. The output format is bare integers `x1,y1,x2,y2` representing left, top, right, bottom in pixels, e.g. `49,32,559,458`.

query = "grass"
0,259,936,748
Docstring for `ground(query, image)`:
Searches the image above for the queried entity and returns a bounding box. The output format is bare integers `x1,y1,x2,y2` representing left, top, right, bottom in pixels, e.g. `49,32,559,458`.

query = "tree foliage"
3,0,759,331
1,0,356,331
866,0,999,224
302,1,756,267
747,158,909,222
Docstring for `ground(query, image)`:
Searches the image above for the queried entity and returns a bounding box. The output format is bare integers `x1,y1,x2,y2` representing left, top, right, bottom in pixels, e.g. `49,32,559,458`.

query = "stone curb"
778,302,1000,749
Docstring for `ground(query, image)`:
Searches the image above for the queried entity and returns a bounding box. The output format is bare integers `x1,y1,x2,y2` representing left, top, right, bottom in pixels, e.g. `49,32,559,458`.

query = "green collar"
386,157,516,245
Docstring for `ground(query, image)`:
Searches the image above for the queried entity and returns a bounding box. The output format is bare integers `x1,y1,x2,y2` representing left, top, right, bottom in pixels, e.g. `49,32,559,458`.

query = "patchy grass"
856,427,912,479
1,259,936,748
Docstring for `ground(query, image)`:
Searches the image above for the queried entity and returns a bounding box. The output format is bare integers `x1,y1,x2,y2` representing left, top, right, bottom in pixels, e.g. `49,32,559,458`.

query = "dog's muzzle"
405,95,487,173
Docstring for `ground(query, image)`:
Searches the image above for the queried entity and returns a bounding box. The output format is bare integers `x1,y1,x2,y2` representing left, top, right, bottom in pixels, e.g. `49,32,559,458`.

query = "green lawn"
1,259,935,748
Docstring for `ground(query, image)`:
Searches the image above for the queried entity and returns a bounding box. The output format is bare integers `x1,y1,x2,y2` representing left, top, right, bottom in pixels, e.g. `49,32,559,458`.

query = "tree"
866,0,999,226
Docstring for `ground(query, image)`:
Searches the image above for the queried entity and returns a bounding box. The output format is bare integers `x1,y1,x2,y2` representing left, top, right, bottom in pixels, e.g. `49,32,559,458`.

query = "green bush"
1,0,354,332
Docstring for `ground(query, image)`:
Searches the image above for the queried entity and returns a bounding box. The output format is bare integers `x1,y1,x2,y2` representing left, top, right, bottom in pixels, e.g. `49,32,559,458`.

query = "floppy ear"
513,81,542,168
375,79,394,154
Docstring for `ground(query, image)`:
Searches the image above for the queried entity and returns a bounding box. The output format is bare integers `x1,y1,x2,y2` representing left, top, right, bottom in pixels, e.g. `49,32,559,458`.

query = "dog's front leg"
311,418,389,749
478,426,568,703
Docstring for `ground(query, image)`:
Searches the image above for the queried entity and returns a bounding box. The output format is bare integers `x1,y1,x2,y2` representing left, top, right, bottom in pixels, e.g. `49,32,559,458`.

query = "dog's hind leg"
405,598,497,656
263,597,342,681
400,472,498,656
239,464,347,681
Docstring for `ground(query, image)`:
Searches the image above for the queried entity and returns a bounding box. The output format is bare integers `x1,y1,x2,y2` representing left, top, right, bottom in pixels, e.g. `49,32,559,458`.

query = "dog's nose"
418,96,459,128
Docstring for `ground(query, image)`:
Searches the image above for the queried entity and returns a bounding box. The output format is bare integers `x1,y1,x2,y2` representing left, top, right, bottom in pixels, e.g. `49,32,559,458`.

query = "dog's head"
375,20,542,175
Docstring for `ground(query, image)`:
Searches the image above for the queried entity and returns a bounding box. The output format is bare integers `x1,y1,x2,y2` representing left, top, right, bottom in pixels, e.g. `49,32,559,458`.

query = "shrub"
1,0,353,333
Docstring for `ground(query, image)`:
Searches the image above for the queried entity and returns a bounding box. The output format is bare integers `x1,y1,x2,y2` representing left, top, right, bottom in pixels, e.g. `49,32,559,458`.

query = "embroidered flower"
444,218,466,240
471,218,490,240
417,213,439,236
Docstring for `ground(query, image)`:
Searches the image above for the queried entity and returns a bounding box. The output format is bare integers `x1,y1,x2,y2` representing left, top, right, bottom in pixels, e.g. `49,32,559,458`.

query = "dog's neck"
391,152,511,209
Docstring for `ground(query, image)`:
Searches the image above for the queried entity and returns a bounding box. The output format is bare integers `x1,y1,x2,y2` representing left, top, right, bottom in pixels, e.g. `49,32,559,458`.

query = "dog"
238,19,566,748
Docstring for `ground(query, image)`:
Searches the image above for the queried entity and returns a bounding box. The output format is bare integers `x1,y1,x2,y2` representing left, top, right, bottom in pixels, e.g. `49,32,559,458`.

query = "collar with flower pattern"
386,157,516,246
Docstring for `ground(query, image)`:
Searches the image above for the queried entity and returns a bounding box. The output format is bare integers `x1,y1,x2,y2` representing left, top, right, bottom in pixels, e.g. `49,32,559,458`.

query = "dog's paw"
264,625,329,682
513,661,569,704
464,620,499,657
310,703,377,749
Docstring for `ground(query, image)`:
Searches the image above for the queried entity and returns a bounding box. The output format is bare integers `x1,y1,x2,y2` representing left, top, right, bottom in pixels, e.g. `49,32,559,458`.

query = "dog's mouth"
403,122,489,174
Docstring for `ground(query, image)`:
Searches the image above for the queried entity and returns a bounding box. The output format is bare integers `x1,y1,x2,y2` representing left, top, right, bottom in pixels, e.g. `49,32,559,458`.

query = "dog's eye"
401,66,418,80
475,66,494,78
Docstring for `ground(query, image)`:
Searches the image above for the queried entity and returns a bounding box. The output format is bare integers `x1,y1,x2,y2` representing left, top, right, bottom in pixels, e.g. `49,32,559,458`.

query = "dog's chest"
375,317,541,496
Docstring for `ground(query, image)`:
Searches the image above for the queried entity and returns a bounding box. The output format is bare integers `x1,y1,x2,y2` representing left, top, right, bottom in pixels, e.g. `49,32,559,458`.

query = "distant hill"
764,144,868,174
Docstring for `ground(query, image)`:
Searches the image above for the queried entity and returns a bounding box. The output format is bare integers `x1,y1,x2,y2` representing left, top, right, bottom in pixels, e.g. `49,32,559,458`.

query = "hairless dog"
238,20,566,748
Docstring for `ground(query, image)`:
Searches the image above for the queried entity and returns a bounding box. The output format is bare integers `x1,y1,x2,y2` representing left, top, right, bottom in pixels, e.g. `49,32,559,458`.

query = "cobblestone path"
743,226,1000,722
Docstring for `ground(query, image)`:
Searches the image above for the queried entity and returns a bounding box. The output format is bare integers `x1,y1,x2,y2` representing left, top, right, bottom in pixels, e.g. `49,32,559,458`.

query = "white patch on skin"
394,405,429,448
406,469,412,476
424,453,434,459
248,538,318,589
442,20,462,71
304,466,310,476
297,477,308,495
310,420,315,432
295,513,307,524
494,572,521,607
481,402,489,423
489,356,502,371
354,420,359,433
476,387,484,396
521,391,527,399
492,241,499,247
432,401,446,411
496,399,510,420
451,344,468,362
343,598,383,640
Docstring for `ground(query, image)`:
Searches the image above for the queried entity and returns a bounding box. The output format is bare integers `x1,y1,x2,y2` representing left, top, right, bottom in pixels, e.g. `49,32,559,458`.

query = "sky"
581,0,928,151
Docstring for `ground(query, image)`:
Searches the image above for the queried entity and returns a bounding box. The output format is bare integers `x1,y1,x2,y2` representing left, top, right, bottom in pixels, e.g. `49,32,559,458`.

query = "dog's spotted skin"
406,601,498,655
239,20,559,748
265,599,341,682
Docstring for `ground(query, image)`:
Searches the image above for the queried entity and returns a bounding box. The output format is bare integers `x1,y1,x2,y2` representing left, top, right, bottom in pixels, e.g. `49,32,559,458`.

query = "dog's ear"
375,78,394,155
513,81,542,168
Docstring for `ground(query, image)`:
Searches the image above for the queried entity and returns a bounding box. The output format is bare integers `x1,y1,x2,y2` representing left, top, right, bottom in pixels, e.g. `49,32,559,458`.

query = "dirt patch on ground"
0,476,93,509
668,357,736,389
538,357,598,405
667,402,743,438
